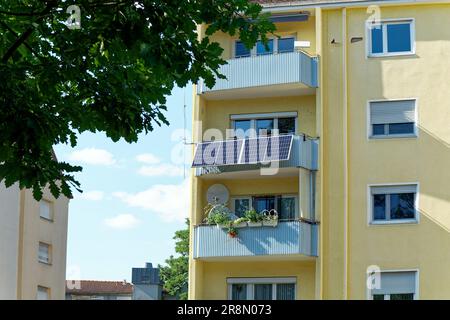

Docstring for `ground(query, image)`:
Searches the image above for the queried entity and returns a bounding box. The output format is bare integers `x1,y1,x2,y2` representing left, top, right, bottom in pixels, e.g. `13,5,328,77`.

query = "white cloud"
78,190,104,201
137,164,184,177
136,153,161,164
113,179,189,222
68,148,116,166
104,214,140,230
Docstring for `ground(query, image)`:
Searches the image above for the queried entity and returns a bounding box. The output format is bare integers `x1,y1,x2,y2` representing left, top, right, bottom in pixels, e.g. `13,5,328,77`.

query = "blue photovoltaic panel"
192,136,293,167
192,139,243,167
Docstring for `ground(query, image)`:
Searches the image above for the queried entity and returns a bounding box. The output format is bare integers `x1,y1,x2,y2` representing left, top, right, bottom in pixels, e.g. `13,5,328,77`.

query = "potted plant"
244,209,263,227
262,209,278,227
227,226,238,238
206,204,232,228
232,217,248,228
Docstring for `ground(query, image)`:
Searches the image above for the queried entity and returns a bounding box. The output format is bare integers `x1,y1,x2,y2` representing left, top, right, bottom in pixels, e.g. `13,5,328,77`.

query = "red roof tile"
66,280,133,295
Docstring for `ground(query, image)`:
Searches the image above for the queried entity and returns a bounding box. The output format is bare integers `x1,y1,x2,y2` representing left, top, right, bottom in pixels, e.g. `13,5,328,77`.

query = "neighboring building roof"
66,280,133,295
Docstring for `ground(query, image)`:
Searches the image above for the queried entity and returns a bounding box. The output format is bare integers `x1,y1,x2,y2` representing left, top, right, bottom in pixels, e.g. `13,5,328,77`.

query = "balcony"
197,51,318,100
193,220,318,260
193,135,319,178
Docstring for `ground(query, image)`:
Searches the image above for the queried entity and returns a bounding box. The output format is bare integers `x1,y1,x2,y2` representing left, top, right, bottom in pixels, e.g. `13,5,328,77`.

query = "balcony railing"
194,135,318,177
193,220,318,259
197,51,318,97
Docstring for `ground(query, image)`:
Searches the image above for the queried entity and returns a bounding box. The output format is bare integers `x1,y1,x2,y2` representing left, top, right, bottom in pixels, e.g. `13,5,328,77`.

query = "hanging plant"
227,226,238,238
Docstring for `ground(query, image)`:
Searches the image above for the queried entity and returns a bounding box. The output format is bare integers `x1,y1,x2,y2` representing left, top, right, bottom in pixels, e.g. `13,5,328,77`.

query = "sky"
54,85,192,282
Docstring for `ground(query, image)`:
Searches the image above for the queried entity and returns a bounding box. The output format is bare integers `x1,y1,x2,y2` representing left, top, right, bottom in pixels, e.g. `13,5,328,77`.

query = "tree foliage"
159,219,189,300
0,0,274,199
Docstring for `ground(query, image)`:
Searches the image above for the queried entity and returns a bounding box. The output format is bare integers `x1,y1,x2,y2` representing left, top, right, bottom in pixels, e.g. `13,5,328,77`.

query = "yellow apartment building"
0,182,69,300
189,0,450,300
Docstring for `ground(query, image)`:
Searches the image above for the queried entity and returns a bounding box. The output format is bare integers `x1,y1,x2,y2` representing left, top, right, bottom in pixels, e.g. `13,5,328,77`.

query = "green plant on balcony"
205,204,232,228
244,208,263,227
227,226,238,238
232,217,249,228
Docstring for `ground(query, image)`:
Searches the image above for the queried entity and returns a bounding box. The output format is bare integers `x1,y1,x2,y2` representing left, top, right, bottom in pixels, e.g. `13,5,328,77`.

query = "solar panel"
192,135,293,168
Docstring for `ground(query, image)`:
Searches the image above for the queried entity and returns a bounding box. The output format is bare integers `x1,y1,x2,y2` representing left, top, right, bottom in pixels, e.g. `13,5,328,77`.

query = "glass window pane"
390,293,414,300
256,119,274,136
390,193,415,219
278,37,295,53
372,124,385,136
254,284,273,300
373,194,386,220
278,117,296,135
234,120,251,138
234,199,250,218
372,294,385,300
231,284,247,300
39,200,52,220
388,123,414,135
254,197,275,213
235,41,251,58
256,39,274,55
280,197,296,220
371,25,383,54
387,23,411,53
276,284,295,300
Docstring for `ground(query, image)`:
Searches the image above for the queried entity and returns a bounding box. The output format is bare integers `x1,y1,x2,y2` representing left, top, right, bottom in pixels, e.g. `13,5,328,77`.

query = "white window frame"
39,199,54,221
227,277,297,300
37,286,50,300
233,35,297,59
366,98,419,140
366,18,415,58
230,194,299,219
367,183,419,225
38,242,51,264
366,269,419,300
230,112,298,138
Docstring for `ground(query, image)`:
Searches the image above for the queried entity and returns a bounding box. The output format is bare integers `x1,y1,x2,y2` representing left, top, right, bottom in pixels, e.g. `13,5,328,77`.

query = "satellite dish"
206,184,229,204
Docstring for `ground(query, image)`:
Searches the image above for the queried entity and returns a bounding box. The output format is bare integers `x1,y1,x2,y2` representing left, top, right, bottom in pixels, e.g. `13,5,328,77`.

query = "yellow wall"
201,261,316,300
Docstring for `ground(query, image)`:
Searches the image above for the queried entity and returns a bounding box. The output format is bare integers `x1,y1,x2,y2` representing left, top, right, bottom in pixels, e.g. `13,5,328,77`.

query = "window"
39,199,53,221
37,286,50,300
234,36,296,58
369,100,417,138
370,185,418,224
38,242,51,264
370,271,417,300
367,19,414,56
228,278,296,300
231,195,298,220
230,112,297,138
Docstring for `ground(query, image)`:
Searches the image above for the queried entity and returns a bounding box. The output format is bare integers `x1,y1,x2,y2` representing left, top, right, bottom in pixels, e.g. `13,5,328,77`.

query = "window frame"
230,112,298,138
39,199,54,222
38,242,52,265
366,18,415,58
366,98,419,140
366,269,419,300
230,194,298,220
227,277,297,300
37,286,51,300
233,35,297,59
367,183,419,225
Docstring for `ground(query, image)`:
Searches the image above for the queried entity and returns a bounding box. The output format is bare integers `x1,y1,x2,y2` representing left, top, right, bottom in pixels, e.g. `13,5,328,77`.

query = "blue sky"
54,85,192,282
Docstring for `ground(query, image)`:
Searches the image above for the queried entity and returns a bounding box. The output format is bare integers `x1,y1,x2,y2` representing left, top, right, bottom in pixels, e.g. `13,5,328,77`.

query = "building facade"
65,280,133,300
0,182,70,300
189,0,450,300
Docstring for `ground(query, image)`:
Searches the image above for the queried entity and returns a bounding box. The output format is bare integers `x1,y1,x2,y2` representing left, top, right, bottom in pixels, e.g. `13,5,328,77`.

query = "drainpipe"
342,7,349,300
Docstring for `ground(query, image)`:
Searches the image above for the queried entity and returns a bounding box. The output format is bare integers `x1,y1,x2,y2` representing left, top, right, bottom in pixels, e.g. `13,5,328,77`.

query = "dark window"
373,194,386,220
276,284,295,300
388,122,414,135
372,124,386,136
233,120,251,138
278,37,295,53
256,39,274,56
254,284,272,300
231,284,247,300
390,193,415,219
387,23,411,53
373,294,385,300
371,26,383,54
234,199,250,218
279,197,296,220
235,41,251,58
390,293,414,300
253,196,276,213
256,119,274,136
278,117,296,135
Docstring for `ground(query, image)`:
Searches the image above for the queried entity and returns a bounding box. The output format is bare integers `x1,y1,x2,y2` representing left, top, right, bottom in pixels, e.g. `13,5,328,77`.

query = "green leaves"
0,0,274,199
